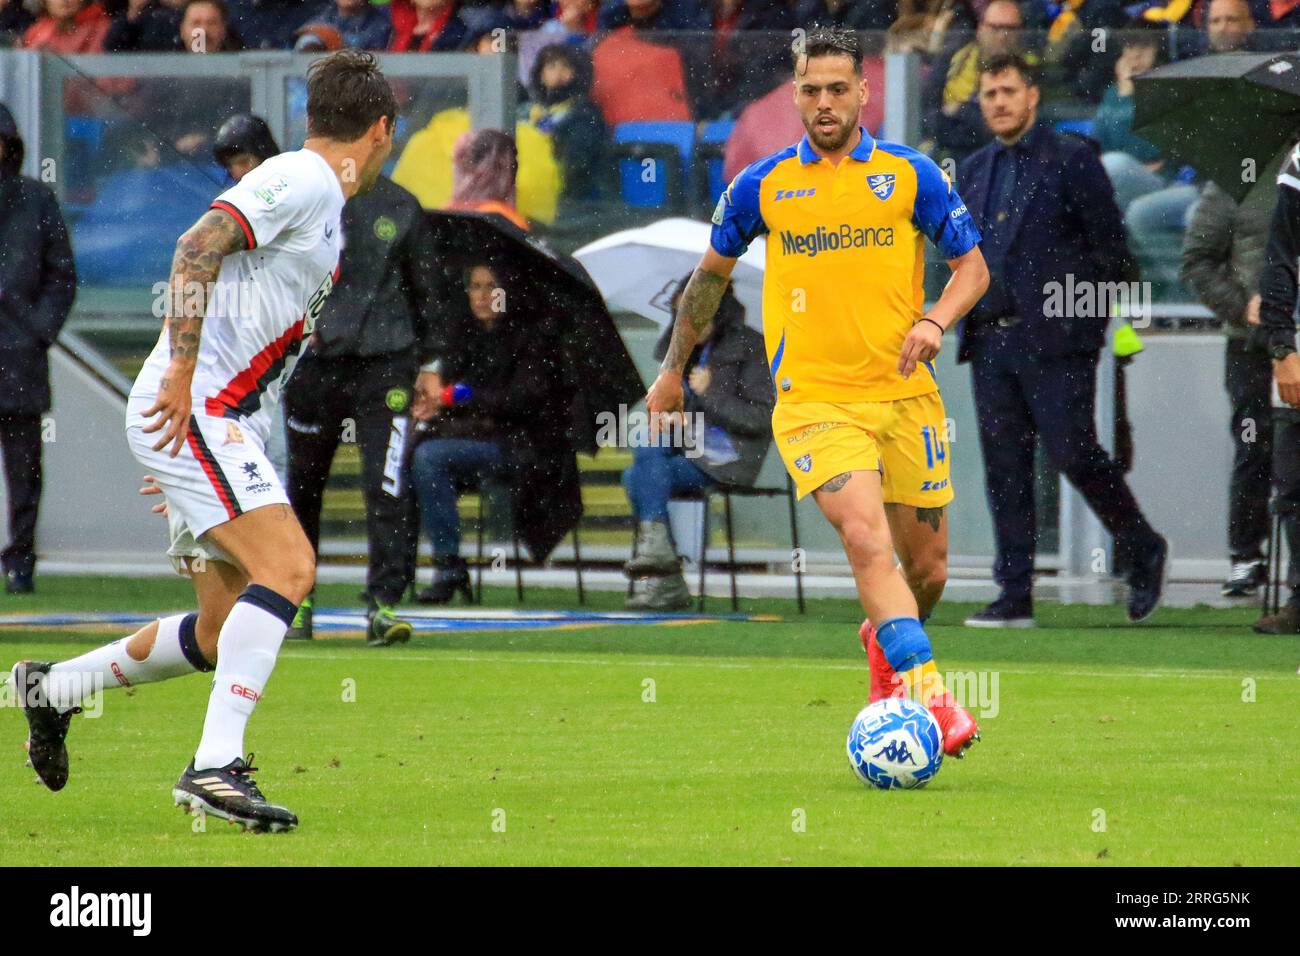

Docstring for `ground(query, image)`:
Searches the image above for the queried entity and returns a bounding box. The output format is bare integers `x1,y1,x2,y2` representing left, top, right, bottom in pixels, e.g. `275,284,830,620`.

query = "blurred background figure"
19,0,110,52
105,0,187,50
409,260,578,604
225,0,310,49
387,0,467,51
308,0,390,49
922,0,1026,163
0,103,76,594
291,19,343,50
0,0,36,44
520,43,607,212
1180,182,1273,600
283,172,442,644
621,276,773,611
447,127,530,229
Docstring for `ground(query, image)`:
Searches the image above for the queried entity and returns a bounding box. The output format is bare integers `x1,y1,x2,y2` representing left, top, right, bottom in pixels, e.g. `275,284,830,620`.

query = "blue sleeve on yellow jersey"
893,146,982,260
709,160,770,258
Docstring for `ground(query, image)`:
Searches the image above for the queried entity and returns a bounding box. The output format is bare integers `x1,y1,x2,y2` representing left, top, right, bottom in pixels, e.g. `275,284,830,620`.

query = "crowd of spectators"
3,0,1299,261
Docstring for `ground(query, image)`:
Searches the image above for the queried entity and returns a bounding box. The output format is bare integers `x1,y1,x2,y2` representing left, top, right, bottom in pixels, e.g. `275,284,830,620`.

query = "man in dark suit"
956,53,1167,627
0,103,76,594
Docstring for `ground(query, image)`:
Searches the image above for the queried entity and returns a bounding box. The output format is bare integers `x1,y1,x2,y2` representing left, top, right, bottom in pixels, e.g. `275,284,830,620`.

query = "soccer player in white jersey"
10,51,397,831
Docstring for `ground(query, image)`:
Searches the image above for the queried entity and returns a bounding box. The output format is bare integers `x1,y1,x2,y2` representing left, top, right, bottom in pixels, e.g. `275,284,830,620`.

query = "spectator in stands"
796,0,896,31
175,0,243,50
521,43,607,207
292,19,342,49
706,0,795,117
1023,0,1126,102
596,0,707,31
0,0,36,45
1180,181,1274,600
537,0,597,39
447,128,530,229
0,103,76,595
388,0,467,51
957,53,1167,627
590,9,697,123
307,0,391,49
921,0,1024,164
502,0,548,30
1095,22,1198,262
409,260,576,604
463,8,509,52
621,274,773,611
21,0,111,51
106,0,185,49
226,0,309,48
1205,0,1257,49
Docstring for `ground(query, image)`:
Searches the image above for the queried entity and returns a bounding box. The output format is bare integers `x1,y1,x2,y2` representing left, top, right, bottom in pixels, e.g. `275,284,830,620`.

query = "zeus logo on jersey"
774,188,816,201
867,173,895,200
780,224,895,258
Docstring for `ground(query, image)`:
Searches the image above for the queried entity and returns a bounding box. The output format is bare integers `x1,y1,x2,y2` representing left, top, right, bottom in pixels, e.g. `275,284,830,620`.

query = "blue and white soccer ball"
846,698,944,790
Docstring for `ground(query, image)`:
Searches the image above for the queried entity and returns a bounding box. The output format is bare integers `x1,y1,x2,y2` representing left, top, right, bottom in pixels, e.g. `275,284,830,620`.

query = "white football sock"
193,586,295,771
44,613,208,711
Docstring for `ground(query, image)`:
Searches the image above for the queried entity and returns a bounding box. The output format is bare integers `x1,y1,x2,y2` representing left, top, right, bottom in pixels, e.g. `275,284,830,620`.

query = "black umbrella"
1133,51,1300,204
425,210,645,456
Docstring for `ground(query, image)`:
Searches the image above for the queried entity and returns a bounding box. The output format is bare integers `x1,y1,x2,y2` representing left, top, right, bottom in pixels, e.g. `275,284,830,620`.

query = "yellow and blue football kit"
709,128,981,503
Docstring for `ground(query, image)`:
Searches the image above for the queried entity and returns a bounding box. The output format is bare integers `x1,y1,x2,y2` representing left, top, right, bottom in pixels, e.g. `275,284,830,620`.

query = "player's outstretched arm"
645,246,738,420
898,245,989,379
142,208,249,457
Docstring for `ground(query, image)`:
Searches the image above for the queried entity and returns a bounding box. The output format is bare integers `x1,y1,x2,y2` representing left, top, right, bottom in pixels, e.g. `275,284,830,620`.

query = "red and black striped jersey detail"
204,317,305,420
185,416,242,520
210,200,257,250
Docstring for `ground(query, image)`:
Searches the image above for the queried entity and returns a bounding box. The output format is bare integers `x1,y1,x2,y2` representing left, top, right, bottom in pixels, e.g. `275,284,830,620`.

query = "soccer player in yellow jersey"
646,27,990,757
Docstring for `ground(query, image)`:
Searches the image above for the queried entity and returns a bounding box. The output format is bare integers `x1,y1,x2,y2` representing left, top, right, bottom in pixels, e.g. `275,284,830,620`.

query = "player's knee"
837,517,893,571
277,553,316,605
908,556,948,597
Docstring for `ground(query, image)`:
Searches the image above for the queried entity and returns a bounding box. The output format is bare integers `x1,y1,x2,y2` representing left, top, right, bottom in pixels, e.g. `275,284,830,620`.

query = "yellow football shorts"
771,392,955,507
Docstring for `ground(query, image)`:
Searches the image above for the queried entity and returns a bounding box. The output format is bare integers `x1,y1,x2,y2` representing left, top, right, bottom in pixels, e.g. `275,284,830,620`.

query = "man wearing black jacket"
1254,143,1300,634
0,104,76,594
283,174,444,643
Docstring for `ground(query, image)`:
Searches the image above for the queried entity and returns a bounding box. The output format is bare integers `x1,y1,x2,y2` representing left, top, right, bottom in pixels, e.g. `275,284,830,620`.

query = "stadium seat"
1055,118,1095,138
473,477,585,606
695,119,735,213
612,120,695,211
628,475,805,614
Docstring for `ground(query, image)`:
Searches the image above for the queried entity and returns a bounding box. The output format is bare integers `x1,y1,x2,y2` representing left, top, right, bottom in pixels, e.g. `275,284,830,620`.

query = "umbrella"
425,209,644,456
1133,52,1300,204
573,217,767,331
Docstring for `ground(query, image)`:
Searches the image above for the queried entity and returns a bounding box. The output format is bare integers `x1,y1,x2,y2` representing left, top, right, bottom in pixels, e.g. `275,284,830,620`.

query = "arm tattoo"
660,269,730,374
916,506,945,531
165,208,248,364
818,472,853,493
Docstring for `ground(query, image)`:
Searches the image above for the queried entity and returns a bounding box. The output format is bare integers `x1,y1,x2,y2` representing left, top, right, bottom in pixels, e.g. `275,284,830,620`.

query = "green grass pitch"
1,576,1296,866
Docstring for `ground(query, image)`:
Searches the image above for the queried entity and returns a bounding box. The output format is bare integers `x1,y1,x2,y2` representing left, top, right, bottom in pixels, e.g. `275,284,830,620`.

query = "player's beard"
804,112,854,152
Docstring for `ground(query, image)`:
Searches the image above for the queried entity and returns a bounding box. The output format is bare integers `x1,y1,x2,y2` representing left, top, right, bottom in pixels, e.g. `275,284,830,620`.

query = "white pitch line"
275,650,1286,682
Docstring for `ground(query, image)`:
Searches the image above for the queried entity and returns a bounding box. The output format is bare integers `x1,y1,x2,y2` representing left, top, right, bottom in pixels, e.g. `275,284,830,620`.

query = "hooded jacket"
653,284,774,487
0,105,76,415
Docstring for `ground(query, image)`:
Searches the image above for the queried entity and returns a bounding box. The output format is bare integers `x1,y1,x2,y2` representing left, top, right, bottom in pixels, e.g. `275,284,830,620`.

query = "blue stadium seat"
613,121,696,209
1055,118,1095,138
63,116,108,200
697,119,736,209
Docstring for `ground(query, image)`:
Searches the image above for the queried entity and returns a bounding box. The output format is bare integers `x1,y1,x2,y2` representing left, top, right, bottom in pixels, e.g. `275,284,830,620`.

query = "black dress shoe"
1127,534,1169,623
4,570,34,594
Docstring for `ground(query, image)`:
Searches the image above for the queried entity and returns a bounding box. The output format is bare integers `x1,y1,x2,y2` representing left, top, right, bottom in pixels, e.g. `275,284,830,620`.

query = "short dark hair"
979,51,1038,87
181,0,228,22
794,27,863,75
306,50,398,142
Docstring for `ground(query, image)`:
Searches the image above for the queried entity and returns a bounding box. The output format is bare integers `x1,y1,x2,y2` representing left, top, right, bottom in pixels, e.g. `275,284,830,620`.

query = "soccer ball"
846,698,944,790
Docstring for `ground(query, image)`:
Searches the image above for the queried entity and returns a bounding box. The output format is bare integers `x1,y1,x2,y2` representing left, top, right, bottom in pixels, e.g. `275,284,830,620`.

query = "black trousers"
0,414,42,578
1273,412,1300,607
284,352,417,606
1225,338,1274,562
971,335,1159,598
